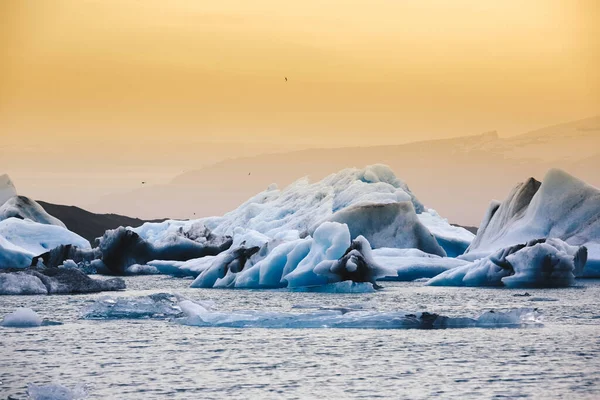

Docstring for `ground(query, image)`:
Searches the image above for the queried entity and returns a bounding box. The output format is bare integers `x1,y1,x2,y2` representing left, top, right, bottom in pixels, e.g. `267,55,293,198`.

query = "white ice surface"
0,218,90,268
467,169,600,277
1,307,43,327
0,195,66,227
130,165,471,258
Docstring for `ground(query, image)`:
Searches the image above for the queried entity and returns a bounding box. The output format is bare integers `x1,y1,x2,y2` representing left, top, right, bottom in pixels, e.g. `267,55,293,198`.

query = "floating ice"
27,383,88,400
428,238,587,287
177,301,541,329
289,281,376,293
0,272,48,295
0,268,125,295
81,293,185,319
93,224,232,274
0,218,90,269
81,293,542,329
466,169,600,277
130,165,472,259
1,308,43,327
190,223,392,289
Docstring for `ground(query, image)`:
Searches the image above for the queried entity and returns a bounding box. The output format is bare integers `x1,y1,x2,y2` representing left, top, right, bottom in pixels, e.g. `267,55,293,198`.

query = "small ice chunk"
27,383,88,400
1,308,43,328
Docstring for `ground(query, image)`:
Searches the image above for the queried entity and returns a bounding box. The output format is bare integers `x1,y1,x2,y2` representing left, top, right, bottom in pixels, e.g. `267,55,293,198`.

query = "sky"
1,0,598,211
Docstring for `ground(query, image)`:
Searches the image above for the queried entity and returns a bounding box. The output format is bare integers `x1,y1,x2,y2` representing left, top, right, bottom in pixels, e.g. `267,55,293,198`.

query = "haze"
1,0,598,222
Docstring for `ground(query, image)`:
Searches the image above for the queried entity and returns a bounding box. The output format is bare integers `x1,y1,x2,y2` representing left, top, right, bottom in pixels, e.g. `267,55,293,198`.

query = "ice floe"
81,293,542,329
27,383,88,400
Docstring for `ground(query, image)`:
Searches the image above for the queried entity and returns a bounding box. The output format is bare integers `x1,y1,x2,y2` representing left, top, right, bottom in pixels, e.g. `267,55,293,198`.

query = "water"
2,276,600,399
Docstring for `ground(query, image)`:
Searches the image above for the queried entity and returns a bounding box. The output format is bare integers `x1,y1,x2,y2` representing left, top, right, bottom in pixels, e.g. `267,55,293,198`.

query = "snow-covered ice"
130,165,472,260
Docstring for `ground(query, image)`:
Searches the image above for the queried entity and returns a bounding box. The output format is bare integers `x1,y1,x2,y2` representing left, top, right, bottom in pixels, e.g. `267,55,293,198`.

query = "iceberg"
131,165,472,259
94,224,232,274
190,222,392,289
200,164,425,237
1,308,43,327
466,169,600,277
0,267,125,295
0,218,91,269
325,202,446,256
417,209,475,257
428,238,587,287
81,293,542,329
0,195,66,227
82,293,184,319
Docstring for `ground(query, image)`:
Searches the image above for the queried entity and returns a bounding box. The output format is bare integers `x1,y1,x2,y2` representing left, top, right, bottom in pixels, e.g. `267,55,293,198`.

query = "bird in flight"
141,181,146,184
285,77,287,82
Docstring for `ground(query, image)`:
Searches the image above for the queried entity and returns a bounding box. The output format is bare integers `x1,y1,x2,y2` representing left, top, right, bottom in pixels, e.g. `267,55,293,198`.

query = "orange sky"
1,0,598,209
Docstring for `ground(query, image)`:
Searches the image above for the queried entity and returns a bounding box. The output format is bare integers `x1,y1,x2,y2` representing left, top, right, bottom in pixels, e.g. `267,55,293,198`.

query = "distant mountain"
90,116,600,226
37,201,165,244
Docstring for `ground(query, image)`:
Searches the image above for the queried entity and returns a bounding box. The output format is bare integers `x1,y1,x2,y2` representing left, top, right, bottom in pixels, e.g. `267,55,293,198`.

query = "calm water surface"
1,276,600,399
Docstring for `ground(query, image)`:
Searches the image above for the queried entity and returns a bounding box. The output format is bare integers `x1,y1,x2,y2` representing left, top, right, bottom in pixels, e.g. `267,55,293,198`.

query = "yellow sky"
0,0,598,208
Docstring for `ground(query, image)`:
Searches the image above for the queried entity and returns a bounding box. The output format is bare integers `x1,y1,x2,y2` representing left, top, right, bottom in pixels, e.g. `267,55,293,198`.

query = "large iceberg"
77,165,474,285
202,164,425,237
131,165,473,257
0,218,91,269
428,238,587,287
466,169,600,277
82,293,542,329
